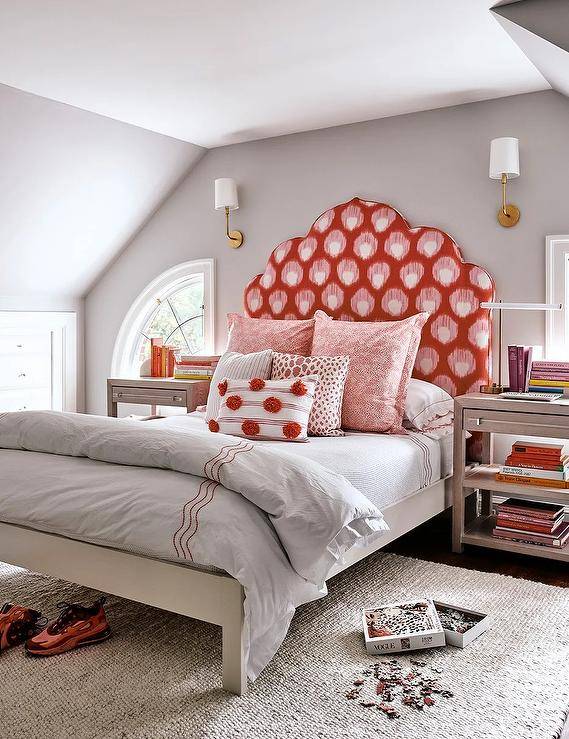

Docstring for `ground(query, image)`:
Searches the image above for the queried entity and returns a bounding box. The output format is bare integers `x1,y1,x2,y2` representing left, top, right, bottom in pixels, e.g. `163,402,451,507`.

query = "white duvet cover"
0,411,387,679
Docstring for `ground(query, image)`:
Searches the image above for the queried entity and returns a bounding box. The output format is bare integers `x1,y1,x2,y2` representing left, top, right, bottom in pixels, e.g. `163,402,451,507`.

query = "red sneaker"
0,603,45,652
26,597,111,657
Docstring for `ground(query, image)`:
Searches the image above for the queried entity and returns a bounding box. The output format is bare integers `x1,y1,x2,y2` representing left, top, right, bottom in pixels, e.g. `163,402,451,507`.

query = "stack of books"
150,338,175,378
496,440,569,488
528,360,569,394
493,498,569,549
507,345,533,392
174,355,219,380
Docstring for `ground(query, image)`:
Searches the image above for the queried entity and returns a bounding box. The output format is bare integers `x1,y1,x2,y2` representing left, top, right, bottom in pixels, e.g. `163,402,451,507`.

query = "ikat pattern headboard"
244,197,495,399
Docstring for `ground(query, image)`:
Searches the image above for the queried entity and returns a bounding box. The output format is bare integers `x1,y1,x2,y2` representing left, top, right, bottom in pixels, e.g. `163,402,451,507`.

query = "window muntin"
112,260,214,378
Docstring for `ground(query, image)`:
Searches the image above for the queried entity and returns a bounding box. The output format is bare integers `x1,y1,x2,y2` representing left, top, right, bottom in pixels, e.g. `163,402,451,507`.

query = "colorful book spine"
530,371,569,380
505,457,568,471
508,345,519,392
512,442,565,457
495,473,569,488
495,517,563,535
529,378,569,388
523,346,533,392
497,503,563,520
532,361,569,370
497,511,564,526
492,523,569,548
500,466,569,481
517,346,525,394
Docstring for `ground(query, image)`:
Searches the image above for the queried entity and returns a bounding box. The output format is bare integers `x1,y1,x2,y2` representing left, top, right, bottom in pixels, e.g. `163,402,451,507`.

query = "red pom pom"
208,419,219,433
226,395,242,411
249,378,266,391
263,396,282,413
290,380,307,396
218,380,228,397
241,420,260,436
282,422,302,439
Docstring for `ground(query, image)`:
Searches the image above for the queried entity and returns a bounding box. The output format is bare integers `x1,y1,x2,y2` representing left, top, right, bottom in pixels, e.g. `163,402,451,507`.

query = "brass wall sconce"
489,137,520,228
214,178,244,248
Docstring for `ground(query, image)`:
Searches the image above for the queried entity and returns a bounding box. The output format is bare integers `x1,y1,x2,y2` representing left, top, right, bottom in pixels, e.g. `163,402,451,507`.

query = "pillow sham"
226,313,315,356
311,310,429,434
210,376,318,441
403,378,454,432
205,350,273,423
271,352,349,437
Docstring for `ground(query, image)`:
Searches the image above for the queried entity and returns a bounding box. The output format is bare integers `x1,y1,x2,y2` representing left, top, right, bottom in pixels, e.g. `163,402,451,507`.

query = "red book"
150,338,163,377
493,521,569,548
505,456,568,471
496,516,563,535
511,441,566,459
497,498,564,520
497,511,564,526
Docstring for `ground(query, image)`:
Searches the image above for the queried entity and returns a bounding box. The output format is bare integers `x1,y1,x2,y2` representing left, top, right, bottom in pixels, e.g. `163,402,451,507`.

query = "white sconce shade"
489,137,520,179
214,178,239,211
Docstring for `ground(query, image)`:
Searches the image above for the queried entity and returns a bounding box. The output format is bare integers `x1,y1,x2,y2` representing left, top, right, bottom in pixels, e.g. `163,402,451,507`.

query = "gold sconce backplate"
498,204,520,228
228,230,244,249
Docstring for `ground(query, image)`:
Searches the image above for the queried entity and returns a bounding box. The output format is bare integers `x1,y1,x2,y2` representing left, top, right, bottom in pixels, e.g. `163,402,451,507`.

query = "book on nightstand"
492,497,569,548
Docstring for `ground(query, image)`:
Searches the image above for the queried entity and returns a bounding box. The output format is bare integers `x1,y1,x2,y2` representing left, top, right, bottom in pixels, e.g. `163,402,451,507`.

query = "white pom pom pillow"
208,376,318,441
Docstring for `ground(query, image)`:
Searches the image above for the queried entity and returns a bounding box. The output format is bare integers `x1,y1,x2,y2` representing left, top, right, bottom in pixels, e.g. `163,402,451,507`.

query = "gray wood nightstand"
107,377,210,418
453,392,569,563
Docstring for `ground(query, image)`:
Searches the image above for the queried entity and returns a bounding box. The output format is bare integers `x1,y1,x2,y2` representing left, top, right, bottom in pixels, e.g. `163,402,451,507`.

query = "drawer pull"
173,396,182,402
117,392,123,398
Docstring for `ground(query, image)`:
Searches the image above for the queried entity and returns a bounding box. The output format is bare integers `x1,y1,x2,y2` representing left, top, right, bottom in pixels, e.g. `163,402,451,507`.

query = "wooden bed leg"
222,585,247,695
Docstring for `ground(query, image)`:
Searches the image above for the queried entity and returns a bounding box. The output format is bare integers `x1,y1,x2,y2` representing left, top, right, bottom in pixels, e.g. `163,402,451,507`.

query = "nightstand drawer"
464,408,569,438
112,387,187,407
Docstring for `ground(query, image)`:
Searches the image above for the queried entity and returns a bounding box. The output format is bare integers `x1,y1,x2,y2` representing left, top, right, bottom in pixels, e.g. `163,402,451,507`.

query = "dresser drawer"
112,386,187,407
464,408,569,439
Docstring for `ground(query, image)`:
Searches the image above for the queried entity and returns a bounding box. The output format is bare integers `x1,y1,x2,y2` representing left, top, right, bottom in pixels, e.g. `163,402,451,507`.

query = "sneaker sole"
26,627,112,657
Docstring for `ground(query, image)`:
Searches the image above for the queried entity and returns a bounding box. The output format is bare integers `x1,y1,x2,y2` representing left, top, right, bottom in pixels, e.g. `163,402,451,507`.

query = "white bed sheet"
154,413,452,512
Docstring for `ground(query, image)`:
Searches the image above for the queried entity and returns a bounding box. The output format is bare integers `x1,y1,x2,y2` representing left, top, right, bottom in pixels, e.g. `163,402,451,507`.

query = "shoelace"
51,597,107,633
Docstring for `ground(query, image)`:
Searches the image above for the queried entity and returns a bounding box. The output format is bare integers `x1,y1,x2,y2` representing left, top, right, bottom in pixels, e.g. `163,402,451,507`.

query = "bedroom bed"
0,198,494,694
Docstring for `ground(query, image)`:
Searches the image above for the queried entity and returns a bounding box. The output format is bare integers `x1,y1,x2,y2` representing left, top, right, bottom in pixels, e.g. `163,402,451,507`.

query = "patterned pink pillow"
226,313,314,355
271,352,349,437
311,310,429,433
210,376,317,442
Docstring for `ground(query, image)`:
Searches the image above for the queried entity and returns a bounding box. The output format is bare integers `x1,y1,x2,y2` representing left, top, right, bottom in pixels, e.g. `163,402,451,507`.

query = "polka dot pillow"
208,376,318,442
271,352,350,437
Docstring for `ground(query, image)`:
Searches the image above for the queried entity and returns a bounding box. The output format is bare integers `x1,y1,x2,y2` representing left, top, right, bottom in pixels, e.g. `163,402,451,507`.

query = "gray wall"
85,90,569,414
0,83,205,411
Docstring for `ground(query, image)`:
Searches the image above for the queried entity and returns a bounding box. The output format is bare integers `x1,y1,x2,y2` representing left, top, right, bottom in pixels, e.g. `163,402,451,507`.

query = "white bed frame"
0,474,451,695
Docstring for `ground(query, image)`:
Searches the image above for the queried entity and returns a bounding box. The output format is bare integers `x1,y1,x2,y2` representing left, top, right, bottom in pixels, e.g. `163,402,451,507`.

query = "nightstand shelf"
463,465,569,506
462,515,569,563
453,393,569,563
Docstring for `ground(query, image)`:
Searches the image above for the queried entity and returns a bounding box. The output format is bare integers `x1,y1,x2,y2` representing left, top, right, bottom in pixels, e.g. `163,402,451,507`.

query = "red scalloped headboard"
244,197,495,398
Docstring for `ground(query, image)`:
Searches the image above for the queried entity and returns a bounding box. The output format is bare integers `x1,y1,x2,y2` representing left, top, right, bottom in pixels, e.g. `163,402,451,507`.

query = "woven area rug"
1,552,568,739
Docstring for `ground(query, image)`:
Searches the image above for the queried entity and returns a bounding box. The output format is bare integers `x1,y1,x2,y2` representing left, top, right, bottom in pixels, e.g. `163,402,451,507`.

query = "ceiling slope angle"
492,0,569,99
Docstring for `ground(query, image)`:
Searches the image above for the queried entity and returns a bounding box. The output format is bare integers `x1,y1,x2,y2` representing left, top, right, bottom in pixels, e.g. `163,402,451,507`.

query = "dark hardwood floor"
385,508,569,588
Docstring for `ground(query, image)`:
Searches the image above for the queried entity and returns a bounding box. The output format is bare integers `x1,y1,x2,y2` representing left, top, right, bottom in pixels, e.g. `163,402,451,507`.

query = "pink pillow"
209,376,318,441
271,352,350,437
226,313,314,355
311,310,429,433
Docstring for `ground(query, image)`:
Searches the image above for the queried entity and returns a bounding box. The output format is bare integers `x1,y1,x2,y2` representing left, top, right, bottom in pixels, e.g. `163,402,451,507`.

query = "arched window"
112,260,214,377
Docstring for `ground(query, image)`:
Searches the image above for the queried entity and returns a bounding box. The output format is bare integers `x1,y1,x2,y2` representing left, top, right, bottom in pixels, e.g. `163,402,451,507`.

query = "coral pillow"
271,352,349,437
210,376,318,441
205,350,273,423
311,310,429,433
226,313,314,355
